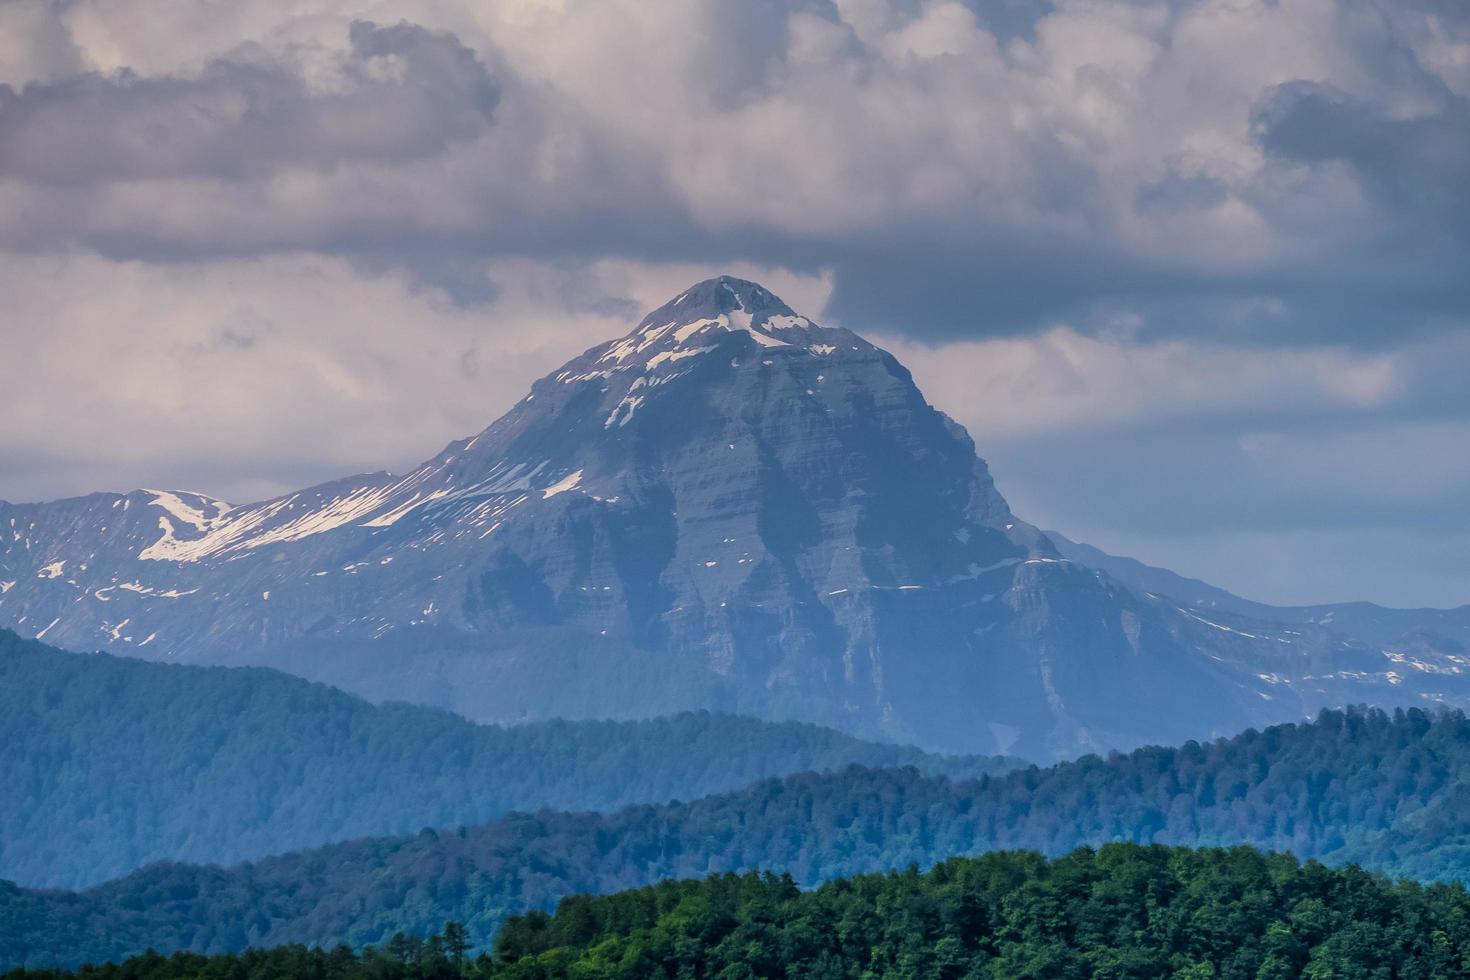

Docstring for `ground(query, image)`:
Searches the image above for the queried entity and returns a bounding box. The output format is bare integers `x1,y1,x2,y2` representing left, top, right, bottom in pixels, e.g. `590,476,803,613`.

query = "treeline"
0,630,1013,888
10,844,1470,979
1,925,475,980
7,705,1470,968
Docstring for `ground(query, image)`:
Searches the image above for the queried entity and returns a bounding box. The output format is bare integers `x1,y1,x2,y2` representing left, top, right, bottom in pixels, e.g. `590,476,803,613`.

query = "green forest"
0,630,1013,888
9,844,1470,979
8,704,1470,968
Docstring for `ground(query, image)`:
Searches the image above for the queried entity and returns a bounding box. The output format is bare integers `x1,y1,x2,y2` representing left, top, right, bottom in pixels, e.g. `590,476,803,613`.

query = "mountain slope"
1,277,1460,759
0,629,1012,889
6,706,1470,968
1046,530,1470,649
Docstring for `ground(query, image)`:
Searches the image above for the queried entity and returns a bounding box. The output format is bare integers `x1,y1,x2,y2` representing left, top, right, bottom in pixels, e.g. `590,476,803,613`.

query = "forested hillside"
8,845,1469,979
489,844,1470,978
6,706,1470,968
0,630,1012,888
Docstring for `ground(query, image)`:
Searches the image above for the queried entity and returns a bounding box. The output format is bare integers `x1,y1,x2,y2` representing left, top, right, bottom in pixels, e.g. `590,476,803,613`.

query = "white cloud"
0,253,605,502
0,252,830,505
878,326,1407,439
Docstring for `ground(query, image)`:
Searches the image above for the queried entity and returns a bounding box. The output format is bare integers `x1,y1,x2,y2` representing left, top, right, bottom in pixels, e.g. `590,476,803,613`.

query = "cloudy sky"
1,0,1466,608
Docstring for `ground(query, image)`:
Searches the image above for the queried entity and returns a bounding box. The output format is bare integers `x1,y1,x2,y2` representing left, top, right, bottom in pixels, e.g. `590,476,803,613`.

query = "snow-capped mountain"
2,277,1462,759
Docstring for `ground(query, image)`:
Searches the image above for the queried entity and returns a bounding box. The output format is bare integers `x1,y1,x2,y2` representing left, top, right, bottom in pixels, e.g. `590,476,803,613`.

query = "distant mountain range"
6,704,1469,969
0,630,1012,890
2,276,1465,759
1046,530,1470,649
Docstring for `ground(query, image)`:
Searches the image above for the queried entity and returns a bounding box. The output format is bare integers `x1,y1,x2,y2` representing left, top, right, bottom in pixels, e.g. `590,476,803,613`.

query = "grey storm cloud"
0,0,1466,350
1252,80,1470,229
876,0,1056,43
683,0,845,107
1135,172,1231,214
0,20,499,183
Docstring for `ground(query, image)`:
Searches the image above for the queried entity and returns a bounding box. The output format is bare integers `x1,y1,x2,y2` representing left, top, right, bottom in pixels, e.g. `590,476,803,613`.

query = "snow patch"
139,476,455,562
604,392,645,428
145,489,230,531
646,345,712,371
674,318,722,344
764,315,810,331
542,470,584,499
744,329,790,348
362,489,450,528
1180,609,1260,639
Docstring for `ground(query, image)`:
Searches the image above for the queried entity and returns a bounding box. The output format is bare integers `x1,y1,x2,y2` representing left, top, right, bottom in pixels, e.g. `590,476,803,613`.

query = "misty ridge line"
6,699,1470,968
0,628,1017,890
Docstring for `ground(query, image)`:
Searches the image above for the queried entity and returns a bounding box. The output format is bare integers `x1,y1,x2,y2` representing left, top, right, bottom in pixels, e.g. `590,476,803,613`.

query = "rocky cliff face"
2,277,1458,759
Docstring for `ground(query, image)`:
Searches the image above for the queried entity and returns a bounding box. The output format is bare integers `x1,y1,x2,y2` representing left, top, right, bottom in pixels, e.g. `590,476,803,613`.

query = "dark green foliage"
0,925,472,980
10,845,1470,980
8,704,1470,968
0,630,1013,888
483,846,1470,979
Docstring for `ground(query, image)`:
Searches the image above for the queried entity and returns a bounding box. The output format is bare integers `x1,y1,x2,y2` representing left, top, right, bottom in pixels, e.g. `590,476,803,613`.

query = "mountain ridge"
1046,530,1470,649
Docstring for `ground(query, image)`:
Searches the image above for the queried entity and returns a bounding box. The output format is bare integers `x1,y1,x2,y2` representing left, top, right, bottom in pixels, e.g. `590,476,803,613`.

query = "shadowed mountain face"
0,277,1459,759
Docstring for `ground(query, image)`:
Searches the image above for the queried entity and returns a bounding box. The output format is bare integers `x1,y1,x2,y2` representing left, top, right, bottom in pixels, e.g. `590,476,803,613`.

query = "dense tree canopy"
0,630,1012,888
9,844,1470,979
6,704,1470,968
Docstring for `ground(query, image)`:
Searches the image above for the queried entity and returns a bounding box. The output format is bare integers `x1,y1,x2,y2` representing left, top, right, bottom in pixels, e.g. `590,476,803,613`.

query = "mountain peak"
572,276,863,379
639,276,797,328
